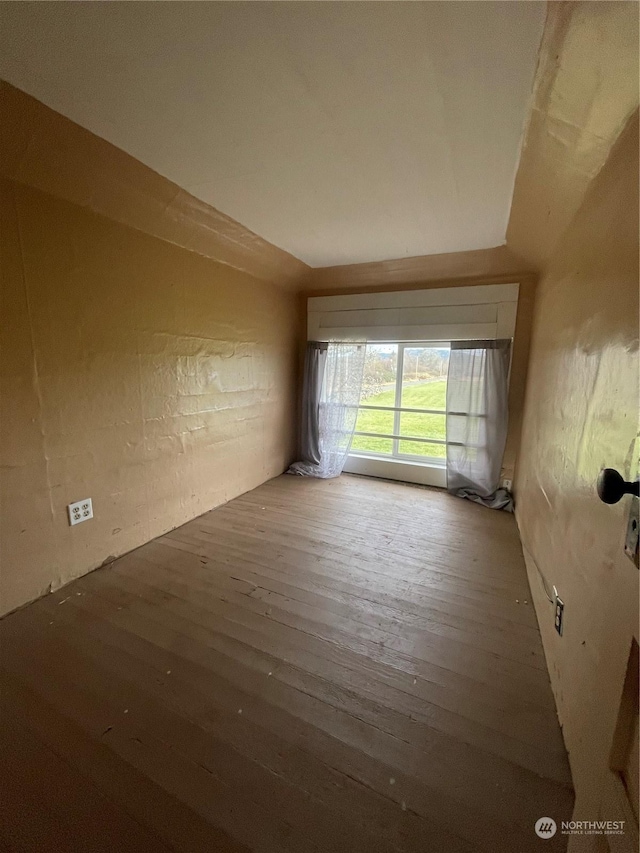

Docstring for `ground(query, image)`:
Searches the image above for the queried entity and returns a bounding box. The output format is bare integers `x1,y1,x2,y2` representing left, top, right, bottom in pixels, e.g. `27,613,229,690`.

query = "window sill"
344,454,447,488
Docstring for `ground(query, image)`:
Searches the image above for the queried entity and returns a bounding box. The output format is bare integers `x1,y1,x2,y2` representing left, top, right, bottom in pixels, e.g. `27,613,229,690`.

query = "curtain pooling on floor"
288,341,366,479
446,339,513,511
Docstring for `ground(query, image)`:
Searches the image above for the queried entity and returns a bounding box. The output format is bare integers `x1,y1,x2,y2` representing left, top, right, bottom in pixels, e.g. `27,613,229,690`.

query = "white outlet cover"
68,498,93,526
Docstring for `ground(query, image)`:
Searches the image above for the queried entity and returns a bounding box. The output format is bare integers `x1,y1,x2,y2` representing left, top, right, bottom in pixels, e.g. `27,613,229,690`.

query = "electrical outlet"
553,586,564,636
68,498,93,526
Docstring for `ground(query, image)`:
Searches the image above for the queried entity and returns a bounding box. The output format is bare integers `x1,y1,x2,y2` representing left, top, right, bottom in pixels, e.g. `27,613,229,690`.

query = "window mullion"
393,345,404,457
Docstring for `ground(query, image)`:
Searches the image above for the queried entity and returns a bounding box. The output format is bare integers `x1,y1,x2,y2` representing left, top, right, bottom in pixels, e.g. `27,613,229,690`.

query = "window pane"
351,343,451,465
400,348,449,411
399,411,446,442
360,344,398,407
351,435,393,455
355,408,394,435
398,439,446,460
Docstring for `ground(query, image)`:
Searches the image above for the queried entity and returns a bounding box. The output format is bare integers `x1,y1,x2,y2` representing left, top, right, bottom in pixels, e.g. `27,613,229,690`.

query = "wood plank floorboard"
0,474,573,852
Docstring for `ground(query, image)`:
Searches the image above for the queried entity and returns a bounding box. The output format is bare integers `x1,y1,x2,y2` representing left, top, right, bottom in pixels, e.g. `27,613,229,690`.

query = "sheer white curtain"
446,340,513,510
288,342,366,479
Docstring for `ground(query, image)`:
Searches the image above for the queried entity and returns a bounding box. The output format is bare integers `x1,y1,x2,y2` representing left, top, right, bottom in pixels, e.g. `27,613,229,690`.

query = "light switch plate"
623,442,638,568
624,496,639,568
68,498,93,526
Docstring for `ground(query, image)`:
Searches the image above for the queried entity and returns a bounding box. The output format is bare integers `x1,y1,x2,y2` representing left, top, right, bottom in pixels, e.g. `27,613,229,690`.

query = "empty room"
0,2,638,851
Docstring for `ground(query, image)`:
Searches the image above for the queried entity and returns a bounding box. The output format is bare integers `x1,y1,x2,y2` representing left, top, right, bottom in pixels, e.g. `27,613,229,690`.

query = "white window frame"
308,283,519,488
351,341,449,467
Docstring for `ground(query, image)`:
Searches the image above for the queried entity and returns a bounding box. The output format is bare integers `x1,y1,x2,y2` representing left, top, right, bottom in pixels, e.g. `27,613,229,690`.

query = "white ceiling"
0,2,545,268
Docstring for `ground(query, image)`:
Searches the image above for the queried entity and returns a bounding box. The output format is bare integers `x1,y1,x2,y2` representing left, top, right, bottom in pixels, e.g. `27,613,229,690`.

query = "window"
351,343,450,465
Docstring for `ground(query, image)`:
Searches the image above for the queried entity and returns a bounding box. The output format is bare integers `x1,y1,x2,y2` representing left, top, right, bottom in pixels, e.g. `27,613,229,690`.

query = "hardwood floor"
0,474,573,852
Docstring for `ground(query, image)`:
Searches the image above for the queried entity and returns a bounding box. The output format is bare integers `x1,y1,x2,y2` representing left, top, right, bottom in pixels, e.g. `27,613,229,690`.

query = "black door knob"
596,468,640,504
